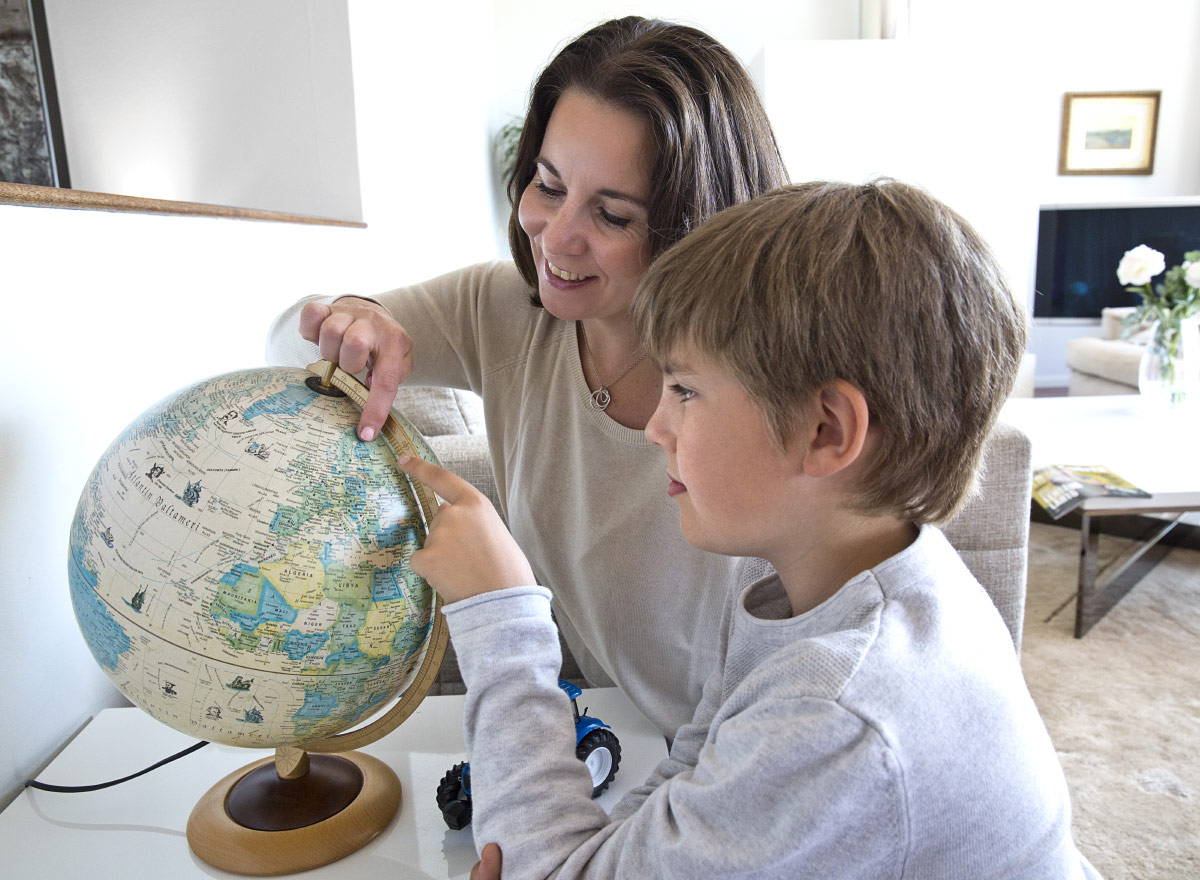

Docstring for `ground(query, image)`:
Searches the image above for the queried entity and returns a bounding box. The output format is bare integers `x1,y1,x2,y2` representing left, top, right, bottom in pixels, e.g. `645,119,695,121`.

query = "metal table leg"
1074,512,1184,638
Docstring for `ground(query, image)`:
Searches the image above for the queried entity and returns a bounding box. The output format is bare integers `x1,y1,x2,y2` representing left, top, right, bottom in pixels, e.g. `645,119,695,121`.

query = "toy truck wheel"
576,728,621,796
436,762,473,830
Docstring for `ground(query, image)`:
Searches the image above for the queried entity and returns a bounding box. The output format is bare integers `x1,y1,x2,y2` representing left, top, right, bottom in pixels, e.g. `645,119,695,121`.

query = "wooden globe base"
186,750,401,876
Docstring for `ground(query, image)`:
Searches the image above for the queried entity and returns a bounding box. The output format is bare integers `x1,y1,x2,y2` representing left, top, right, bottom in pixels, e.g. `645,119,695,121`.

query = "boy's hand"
470,843,502,880
397,456,536,604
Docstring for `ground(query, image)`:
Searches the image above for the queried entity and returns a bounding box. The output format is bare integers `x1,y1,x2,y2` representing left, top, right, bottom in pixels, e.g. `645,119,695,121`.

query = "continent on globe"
68,366,440,748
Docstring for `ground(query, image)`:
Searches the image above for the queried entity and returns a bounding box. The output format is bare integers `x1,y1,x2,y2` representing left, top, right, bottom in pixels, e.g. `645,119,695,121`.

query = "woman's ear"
801,381,871,478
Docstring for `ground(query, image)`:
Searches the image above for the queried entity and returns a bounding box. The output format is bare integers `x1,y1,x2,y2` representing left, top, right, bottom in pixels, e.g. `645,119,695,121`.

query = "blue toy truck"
435,679,622,830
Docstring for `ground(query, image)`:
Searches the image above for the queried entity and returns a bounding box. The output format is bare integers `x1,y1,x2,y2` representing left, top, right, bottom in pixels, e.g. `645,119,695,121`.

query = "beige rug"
1022,522,1200,879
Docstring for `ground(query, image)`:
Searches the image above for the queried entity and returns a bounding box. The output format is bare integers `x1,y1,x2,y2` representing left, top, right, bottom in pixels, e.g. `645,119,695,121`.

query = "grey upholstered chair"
940,421,1033,653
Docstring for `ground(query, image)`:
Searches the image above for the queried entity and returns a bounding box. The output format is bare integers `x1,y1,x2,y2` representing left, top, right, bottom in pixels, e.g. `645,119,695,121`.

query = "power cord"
25,740,210,793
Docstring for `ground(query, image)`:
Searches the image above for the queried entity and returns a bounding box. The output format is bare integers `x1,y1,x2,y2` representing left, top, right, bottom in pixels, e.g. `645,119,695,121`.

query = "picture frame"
0,0,69,187
1058,91,1160,176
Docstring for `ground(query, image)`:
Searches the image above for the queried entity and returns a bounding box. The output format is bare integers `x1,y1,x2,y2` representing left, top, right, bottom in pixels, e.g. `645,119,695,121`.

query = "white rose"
1185,260,1200,290
1116,244,1166,286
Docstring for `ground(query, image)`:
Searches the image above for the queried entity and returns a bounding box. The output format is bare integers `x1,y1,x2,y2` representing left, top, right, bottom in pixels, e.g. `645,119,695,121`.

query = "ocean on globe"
68,366,438,748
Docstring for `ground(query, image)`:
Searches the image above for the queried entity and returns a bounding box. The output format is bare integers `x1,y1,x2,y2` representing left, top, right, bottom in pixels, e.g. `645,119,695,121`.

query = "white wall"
480,0,863,250
760,0,1200,388
45,0,364,222
0,1,495,809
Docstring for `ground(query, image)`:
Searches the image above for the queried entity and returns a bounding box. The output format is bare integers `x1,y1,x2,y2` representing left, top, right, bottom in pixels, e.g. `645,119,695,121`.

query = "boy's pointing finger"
397,455,471,505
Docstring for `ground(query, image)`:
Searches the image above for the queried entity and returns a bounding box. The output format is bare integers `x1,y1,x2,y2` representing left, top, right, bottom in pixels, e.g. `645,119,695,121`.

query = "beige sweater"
266,261,767,737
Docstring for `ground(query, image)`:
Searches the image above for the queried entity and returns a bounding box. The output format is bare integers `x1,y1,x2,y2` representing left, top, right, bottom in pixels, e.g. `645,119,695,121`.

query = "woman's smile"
545,259,594,285
518,89,652,325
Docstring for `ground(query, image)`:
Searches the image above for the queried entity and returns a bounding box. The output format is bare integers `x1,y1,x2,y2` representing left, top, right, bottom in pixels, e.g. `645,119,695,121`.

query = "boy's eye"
668,383,695,402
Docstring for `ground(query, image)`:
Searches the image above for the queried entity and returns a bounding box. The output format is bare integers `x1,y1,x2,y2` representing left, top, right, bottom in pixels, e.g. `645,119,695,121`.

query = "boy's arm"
607,640,724,822
447,592,907,879
400,456,907,878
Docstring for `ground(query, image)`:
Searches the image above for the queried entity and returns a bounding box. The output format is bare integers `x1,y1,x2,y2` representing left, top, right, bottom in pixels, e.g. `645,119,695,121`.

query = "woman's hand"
299,297,414,442
398,456,536,604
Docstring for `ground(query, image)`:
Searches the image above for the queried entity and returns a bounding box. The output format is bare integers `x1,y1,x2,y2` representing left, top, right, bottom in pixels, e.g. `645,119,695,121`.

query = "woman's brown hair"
507,16,789,298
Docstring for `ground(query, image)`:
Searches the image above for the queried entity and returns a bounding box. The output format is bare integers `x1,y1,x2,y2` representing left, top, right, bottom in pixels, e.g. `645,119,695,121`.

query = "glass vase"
1138,315,1200,405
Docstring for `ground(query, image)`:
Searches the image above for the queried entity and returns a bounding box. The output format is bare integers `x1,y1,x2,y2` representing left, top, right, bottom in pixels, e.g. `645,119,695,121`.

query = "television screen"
1033,203,1200,319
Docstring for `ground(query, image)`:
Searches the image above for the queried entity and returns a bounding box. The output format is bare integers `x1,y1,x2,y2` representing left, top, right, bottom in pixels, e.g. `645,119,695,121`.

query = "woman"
267,16,789,739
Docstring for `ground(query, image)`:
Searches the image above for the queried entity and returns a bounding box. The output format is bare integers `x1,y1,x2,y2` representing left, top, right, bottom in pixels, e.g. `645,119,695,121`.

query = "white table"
1001,395,1200,635
0,689,668,879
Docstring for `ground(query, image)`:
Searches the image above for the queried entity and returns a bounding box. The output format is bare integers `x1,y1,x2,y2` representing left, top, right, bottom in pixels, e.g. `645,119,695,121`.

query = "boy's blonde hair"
632,180,1028,524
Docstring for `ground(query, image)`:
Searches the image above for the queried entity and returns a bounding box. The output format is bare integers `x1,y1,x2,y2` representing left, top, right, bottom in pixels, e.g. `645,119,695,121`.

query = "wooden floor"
1033,386,1069,398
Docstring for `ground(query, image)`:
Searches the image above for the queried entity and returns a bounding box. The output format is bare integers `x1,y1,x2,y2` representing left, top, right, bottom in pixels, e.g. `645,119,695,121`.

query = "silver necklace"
579,323,647,412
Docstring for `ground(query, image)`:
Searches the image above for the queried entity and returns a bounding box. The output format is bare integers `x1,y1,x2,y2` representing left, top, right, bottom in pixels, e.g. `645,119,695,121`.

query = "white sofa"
1064,307,1148,396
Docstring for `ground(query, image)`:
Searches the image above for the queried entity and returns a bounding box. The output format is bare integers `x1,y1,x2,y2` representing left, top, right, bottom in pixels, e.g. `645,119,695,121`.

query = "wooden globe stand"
186,362,448,875
186,750,401,875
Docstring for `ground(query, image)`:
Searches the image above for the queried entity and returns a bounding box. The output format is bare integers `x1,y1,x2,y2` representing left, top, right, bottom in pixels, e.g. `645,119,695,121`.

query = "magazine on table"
1031,464,1150,520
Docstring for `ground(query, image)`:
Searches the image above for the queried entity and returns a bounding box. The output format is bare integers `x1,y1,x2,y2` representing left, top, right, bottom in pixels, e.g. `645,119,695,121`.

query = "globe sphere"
68,366,439,748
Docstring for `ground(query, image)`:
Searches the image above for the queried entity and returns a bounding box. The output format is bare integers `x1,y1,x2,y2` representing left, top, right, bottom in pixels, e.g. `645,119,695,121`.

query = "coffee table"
1000,394,1200,636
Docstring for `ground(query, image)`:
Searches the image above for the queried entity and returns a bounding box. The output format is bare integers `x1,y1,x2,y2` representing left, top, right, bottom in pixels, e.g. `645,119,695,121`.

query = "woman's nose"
541,203,586,257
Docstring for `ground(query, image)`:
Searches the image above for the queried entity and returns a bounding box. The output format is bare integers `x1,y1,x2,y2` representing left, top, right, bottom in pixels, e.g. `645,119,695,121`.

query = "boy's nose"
644,398,673,450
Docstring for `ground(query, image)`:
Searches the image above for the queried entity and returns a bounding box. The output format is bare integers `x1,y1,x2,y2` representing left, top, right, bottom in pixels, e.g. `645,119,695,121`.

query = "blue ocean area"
344,476,366,496
372,568,405,602
327,642,366,666
241,383,316,422
293,689,339,720
353,441,371,459
67,531,131,671
394,619,431,662
320,542,348,568
214,565,299,631
282,629,330,660
377,522,419,550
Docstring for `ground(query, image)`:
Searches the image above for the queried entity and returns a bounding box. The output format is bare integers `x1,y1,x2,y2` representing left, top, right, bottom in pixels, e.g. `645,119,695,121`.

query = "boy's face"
645,344,803,559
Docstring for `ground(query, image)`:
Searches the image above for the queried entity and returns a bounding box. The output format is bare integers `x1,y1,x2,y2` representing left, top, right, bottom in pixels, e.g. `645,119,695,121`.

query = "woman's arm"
264,261,528,439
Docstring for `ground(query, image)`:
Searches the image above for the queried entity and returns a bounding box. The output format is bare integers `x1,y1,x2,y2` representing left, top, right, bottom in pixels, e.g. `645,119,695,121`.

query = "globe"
67,362,447,873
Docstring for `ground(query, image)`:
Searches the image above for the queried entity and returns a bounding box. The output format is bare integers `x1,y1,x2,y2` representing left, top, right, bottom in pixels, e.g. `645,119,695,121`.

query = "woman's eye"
534,180,564,199
599,208,632,229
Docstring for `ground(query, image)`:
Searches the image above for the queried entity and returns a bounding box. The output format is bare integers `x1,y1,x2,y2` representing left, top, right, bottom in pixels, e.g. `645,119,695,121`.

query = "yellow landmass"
358,599,407,655
259,542,325,609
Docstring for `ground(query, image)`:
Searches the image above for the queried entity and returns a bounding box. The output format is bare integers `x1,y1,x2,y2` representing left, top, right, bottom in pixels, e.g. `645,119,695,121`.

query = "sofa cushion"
1065,336,1143,388
393,386,485,438
1100,306,1152,343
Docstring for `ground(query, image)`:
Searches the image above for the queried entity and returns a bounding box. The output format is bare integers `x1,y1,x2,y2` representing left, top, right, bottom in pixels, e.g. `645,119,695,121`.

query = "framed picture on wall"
1058,91,1160,175
0,0,69,187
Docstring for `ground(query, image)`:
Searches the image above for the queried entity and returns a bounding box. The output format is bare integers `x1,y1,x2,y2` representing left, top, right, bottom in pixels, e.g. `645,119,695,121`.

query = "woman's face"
518,89,653,325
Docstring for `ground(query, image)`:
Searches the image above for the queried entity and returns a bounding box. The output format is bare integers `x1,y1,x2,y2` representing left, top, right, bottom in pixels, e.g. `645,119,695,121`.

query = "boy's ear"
799,381,871,478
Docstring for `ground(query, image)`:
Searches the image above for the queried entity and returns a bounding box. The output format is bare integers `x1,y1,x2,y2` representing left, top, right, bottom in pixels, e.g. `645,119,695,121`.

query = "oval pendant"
590,387,612,412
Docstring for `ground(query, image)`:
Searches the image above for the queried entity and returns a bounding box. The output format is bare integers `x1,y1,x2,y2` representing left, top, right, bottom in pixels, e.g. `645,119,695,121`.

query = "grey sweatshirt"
446,525,1102,879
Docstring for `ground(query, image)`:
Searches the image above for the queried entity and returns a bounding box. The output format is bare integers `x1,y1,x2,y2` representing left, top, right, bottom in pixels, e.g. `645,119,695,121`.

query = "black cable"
25,740,210,793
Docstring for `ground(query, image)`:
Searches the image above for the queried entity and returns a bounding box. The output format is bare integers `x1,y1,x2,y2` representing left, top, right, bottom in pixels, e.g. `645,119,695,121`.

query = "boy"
398,180,1100,878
